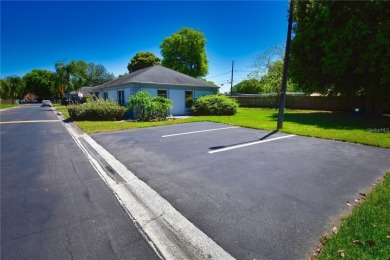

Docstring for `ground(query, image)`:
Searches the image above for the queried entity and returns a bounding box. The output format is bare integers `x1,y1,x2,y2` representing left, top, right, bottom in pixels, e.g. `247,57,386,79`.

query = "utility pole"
230,60,234,96
277,0,294,130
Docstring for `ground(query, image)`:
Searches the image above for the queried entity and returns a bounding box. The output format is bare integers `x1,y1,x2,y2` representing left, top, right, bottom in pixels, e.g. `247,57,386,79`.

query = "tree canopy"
1,59,114,99
258,60,298,93
160,28,208,78
290,0,390,116
232,79,264,94
23,70,53,98
127,52,161,73
53,60,114,98
1,76,25,99
85,63,115,86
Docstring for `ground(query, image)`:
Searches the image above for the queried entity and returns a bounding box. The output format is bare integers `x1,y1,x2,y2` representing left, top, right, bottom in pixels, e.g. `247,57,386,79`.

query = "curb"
54,108,234,260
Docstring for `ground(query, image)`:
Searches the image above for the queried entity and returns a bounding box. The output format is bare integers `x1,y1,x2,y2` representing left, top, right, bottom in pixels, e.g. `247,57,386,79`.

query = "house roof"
94,65,218,90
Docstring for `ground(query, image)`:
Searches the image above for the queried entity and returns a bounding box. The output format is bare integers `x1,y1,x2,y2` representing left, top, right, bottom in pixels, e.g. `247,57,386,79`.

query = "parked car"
31,99,38,103
41,100,52,107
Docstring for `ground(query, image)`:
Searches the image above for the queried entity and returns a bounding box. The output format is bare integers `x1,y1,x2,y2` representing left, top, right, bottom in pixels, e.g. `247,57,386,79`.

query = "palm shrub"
192,94,238,115
151,96,173,119
67,98,125,121
128,91,173,121
128,91,153,120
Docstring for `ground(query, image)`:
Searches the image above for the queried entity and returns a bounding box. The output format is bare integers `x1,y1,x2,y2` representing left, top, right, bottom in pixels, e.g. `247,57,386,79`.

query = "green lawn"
317,173,390,259
53,104,70,118
0,103,19,109
68,107,389,148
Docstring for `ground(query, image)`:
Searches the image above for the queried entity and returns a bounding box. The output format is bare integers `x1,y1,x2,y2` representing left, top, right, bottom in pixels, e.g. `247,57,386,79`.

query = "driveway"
91,122,390,260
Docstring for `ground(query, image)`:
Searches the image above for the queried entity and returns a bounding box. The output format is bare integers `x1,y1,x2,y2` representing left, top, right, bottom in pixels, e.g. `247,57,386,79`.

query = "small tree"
128,91,173,121
128,91,153,121
151,96,173,119
127,52,161,73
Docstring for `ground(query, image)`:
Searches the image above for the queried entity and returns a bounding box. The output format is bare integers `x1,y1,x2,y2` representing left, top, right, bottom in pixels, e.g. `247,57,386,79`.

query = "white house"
93,65,219,116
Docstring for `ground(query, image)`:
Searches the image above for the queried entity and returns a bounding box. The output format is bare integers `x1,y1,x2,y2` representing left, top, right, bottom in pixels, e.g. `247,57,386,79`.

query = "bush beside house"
68,98,125,121
128,91,173,121
192,95,238,115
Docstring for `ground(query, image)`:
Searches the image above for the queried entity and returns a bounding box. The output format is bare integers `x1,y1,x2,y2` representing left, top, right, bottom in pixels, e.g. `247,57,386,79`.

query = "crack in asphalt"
65,227,74,260
22,184,28,208
143,212,165,226
6,214,102,243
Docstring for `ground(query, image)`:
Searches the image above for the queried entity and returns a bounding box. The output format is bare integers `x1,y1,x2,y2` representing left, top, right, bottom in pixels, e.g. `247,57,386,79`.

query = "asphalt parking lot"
91,122,390,260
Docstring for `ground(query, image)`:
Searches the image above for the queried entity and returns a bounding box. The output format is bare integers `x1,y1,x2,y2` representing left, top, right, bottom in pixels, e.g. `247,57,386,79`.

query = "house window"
157,89,167,98
185,91,193,109
103,92,108,100
118,90,125,106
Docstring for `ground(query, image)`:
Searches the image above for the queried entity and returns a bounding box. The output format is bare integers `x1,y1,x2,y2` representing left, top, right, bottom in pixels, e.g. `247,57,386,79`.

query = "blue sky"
1,1,289,93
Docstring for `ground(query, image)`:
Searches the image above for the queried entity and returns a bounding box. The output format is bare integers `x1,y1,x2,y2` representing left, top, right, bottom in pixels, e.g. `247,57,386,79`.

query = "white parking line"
0,120,61,124
209,134,296,154
162,126,239,138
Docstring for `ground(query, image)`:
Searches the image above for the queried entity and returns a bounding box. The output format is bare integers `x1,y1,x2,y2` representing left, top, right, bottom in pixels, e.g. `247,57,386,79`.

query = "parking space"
91,122,390,260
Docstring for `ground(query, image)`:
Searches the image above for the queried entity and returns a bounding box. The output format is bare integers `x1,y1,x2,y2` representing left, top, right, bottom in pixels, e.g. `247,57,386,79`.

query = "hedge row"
68,99,125,121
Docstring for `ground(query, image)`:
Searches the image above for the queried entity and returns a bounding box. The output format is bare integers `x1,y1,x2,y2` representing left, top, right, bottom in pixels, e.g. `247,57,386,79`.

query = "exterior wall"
141,87,157,97
169,89,186,115
99,84,218,116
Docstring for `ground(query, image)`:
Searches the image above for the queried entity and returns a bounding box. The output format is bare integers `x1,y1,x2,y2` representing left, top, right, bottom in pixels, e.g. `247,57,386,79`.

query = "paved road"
1,105,158,259
92,122,390,260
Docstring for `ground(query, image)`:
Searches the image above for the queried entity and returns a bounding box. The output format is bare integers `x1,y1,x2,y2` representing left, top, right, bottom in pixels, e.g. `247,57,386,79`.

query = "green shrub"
151,96,173,119
68,98,125,121
128,91,173,121
192,94,238,115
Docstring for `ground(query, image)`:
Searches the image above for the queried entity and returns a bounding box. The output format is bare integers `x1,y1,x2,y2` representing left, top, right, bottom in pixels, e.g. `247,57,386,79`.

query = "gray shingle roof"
95,65,218,90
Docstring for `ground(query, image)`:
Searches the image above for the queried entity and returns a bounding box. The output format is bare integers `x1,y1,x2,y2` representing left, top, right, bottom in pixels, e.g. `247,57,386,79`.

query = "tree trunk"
365,96,383,117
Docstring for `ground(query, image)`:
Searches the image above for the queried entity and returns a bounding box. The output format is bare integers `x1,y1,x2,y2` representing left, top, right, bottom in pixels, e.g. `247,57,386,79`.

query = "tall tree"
127,52,161,73
84,63,114,86
23,70,52,98
0,79,11,99
290,0,390,116
249,43,285,79
160,28,208,78
3,76,25,99
54,60,87,98
258,60,298,93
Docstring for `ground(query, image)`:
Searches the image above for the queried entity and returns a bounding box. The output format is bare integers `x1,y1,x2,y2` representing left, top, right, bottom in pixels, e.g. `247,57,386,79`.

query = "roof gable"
96,65,218,89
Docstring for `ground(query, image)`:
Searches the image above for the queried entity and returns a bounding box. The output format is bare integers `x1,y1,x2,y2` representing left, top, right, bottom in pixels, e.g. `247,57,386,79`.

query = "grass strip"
53,104,70,118
317,173,390,259
73,107,389,148
0,103,20,109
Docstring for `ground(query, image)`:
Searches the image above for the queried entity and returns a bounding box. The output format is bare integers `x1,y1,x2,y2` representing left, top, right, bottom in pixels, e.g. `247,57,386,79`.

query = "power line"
205,71,231,79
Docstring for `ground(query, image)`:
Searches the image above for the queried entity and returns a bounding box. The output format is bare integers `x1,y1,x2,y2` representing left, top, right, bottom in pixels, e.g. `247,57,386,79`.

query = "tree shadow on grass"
269,111,390,131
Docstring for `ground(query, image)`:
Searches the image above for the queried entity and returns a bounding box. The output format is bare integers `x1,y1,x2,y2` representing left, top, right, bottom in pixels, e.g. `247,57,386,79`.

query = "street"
1,105,159,259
